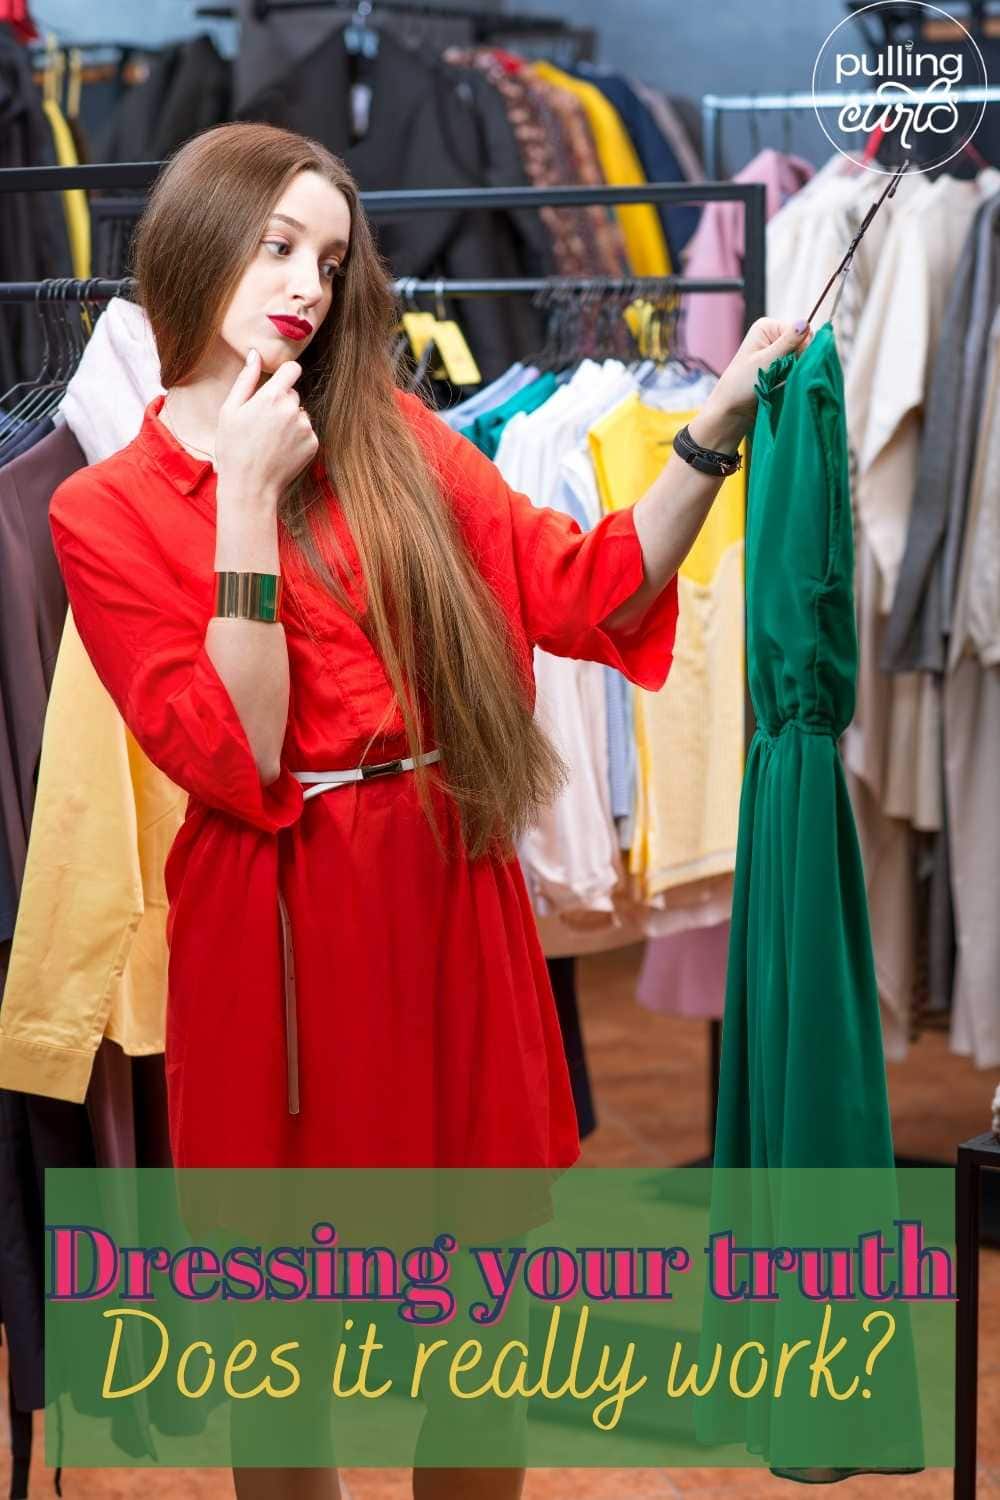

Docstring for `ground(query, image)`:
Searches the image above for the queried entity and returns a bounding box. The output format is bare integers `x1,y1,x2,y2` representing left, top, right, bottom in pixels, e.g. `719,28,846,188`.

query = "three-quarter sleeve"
424,402,679,692
49,471,304,833
509,498,678,690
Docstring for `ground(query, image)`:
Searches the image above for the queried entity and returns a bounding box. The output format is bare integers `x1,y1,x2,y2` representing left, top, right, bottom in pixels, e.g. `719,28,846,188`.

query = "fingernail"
247,347,257,363
794,320,808,335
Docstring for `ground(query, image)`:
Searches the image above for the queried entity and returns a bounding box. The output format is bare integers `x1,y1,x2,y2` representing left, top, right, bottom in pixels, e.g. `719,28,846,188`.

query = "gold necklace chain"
161,395,217,464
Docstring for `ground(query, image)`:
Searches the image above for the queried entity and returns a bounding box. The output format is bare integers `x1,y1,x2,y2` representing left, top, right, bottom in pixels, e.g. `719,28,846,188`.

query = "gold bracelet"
213,571,284,623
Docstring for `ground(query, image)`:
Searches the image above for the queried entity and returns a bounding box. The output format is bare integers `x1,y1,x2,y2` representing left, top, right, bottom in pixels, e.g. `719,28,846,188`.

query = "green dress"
715,321,895,1171
696,325,922,1477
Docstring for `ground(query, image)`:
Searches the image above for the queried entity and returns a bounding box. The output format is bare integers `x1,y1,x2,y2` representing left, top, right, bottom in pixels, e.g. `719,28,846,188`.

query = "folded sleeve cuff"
127,646,306,833
0,1030,95,1104
588,507,680,691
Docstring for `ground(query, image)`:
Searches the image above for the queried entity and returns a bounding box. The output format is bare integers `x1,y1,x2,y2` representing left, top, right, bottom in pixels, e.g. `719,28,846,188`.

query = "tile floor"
3,943,997,1498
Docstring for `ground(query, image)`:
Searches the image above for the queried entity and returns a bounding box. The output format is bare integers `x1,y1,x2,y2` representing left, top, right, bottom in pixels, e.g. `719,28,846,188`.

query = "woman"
49,122,809,1499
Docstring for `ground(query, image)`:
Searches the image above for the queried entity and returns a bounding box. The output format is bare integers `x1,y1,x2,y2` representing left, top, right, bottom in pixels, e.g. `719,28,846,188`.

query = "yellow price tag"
401,311,438,360
431,320,482,387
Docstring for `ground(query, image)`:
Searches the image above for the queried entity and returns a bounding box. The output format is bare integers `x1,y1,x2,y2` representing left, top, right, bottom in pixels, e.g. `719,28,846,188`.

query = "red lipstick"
268,315,312,341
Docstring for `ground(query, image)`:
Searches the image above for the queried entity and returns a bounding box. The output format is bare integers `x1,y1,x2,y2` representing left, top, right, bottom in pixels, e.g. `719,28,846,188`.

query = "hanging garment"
0,303,180,1103
0,611,187,1098
630,81,705,185
443,362,539,431
966,312,1000,666
447,48,628,279
0,421,170,1487
530,61,671,278
0,424,81,914
683,147,815,374
495,362,640,924
0,31,72,391
589,393,742,1023
839,175,983,1056
94,35,232,163
466,371,558,459
846,175,980,613
520,67,630,276
714,322,894,1171
883,191,1000,674
235,1,475,110
702,322,921,1486
238,29,545,379
41,98,90,280
440,59,556,282
765,155,869,334
771,165,927,1060
572,64,699,258
835,173,993,1050
940,308,1000,1069
47,391,679,1170
59,296,165,463
637,917,730,1020
589,392,745,901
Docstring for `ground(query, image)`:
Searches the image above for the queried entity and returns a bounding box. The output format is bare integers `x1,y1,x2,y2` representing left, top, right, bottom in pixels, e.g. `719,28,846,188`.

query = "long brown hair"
134,122,564,859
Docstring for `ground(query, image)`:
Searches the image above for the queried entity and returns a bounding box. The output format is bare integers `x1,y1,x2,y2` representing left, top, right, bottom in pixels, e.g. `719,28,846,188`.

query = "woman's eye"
264,241,339,280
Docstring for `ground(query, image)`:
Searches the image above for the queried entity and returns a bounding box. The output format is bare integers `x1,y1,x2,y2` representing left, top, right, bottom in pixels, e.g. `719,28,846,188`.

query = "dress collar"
138,395,217,498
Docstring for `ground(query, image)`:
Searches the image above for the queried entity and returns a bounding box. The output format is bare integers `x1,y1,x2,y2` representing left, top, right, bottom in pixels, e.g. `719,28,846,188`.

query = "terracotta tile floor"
3,943,997,1497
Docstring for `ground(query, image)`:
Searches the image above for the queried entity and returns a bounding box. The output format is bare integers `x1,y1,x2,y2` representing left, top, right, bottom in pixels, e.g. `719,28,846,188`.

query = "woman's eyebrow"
270,212,348,254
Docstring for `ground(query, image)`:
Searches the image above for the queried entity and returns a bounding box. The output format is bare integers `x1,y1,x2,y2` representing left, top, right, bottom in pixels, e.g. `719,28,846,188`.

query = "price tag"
432,320,482,387
401,311,438,360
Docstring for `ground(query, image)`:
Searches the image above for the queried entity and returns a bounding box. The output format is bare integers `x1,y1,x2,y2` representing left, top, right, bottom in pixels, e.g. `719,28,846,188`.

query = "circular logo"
812,1,989,174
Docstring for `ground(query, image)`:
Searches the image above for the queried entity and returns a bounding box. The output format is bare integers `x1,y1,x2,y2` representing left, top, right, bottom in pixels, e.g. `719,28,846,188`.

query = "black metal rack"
193,0,595,59
196,0,581,28
956,1132,1000,1499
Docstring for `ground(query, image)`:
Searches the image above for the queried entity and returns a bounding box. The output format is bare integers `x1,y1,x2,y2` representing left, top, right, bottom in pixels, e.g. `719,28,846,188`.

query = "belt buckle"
361,758,404,780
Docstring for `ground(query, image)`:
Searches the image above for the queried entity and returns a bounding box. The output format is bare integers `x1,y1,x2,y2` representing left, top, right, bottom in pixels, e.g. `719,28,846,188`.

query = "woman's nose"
288,259,324,307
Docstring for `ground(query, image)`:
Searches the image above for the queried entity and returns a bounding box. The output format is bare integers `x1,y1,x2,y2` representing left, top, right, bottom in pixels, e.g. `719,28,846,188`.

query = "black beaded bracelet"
672,423,743,478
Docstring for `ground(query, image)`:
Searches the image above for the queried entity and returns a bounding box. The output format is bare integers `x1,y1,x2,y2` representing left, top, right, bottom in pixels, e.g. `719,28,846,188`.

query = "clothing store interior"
1,0,1000,1494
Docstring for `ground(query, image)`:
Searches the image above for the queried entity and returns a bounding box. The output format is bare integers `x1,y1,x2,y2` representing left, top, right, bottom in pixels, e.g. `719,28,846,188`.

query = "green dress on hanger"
715,320,895,1170
696,325,922,1478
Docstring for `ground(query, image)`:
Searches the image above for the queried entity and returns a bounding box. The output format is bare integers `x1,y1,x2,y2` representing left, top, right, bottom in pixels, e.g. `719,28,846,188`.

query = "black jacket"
94,35,232,163
239,29,551,380
0,32,73,392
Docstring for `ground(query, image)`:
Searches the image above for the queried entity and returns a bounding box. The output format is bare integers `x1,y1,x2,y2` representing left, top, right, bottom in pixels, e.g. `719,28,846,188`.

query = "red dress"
49,391,678,1170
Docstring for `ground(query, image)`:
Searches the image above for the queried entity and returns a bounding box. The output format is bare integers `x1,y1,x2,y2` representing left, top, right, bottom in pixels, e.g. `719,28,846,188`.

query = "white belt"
292,748,442,800
277,749,442,1114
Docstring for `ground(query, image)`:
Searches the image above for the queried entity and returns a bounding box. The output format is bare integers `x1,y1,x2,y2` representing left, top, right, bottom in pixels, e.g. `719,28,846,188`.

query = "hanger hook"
434,279,447,323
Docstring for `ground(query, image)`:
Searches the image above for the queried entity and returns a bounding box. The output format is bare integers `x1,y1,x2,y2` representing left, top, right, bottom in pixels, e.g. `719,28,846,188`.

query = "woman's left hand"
719,316,813,421
689,317,812,453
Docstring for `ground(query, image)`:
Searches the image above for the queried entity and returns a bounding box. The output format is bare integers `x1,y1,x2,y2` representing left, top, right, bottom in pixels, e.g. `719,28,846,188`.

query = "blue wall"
30,0,238,55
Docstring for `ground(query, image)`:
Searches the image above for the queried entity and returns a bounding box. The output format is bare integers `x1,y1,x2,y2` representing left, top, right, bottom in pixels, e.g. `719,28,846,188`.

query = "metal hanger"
805,157,909,327
0,278,107,461
344,0,379,57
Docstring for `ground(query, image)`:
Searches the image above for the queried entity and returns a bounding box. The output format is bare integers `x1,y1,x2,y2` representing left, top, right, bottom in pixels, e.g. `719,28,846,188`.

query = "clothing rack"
195,0,580,31
0,274,747,301
701,84,1000,179
0,163,766,1161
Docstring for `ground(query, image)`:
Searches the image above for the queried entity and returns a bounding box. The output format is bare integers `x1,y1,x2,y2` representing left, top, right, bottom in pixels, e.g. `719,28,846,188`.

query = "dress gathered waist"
276,750,442,1115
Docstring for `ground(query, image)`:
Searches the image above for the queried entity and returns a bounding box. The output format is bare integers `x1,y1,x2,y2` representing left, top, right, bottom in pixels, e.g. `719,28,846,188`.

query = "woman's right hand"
215,349,320,508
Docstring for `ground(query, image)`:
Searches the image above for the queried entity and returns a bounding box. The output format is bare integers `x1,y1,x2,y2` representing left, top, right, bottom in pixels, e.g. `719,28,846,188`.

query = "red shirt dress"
48,390,678,1170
